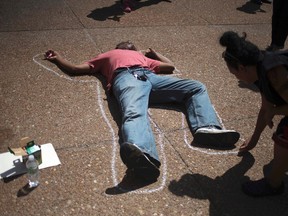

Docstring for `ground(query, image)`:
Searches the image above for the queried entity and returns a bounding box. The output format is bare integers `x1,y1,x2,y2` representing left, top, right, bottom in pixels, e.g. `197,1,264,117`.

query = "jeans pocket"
131,71,147,81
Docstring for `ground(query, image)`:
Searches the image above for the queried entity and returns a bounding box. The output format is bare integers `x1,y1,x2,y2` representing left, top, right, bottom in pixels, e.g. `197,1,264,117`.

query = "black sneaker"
120,142,160,182
193,127,240,148
242,178,285,197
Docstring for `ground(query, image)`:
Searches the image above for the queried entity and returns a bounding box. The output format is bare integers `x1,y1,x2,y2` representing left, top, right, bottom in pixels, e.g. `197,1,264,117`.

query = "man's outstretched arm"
45,50,91,75
142,48,175,74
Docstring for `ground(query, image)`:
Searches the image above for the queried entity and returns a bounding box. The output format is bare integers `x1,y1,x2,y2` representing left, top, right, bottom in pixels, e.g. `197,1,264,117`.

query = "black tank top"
254,50,288,106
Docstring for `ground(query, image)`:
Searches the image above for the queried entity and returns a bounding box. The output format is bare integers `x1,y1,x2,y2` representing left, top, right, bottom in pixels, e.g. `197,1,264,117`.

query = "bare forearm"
153,51,173,64
54,56,78,73
45,50,91,75
143,48,174,64
252,108,267,140
142,48,175,73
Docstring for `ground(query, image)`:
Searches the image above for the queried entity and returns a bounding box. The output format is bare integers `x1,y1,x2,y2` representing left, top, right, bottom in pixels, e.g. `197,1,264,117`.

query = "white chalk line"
33,53,119,185
181,112,240,155
33,32,240,193
33,53,167,194
33,53,241,194
83,30,168,194
150,104,241,155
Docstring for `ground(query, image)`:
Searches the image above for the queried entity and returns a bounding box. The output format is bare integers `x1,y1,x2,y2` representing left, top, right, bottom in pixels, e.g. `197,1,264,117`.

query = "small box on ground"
8,137,42,165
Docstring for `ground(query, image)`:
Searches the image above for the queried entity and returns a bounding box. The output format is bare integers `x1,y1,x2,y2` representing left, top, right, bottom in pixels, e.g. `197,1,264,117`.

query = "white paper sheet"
0,143,61,179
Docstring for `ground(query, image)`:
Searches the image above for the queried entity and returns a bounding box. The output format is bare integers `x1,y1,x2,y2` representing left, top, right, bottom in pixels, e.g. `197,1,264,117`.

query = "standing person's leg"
269,117,288,186
113,68,160,181
277,0,288,47
146,71,239,147
268,143,288,187
268,0,288,50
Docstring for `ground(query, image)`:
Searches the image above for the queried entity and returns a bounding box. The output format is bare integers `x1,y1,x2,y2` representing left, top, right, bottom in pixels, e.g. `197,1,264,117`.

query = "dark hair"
115,41,137,51
219,31,260,69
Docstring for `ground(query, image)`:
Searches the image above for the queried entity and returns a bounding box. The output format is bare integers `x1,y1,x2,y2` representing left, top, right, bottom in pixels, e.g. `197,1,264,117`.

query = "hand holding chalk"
44,50,58,61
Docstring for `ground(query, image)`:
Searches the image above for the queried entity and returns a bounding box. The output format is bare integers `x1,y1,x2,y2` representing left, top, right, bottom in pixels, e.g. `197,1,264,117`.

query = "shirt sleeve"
145,57,161,73
86,56,101,73
262,53,288,71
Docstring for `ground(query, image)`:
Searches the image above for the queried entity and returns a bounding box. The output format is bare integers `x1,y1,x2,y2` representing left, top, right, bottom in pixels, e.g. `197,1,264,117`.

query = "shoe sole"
120,143,143,169
120,143,160,181
193,131,240,148
133,153,160,182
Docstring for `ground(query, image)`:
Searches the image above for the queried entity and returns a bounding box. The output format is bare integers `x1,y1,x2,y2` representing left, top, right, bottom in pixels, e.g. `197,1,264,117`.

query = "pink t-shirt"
86,49,161,89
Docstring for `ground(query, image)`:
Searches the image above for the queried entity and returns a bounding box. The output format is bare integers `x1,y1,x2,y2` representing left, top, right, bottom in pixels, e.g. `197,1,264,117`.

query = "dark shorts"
272,116,288,148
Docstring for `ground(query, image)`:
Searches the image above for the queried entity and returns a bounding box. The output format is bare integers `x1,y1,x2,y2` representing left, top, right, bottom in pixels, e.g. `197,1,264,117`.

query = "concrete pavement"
1,0,287,215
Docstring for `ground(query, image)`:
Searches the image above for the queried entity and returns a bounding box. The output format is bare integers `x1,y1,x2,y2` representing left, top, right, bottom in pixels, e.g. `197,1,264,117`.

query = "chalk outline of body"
33,52,239,194
32,30,239,193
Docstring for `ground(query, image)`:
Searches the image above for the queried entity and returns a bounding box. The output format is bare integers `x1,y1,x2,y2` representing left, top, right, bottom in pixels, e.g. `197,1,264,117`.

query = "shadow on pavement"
237,0,266,14
17,183,38,197
190,141,237,151
87,0,172,22
168,152,288,215
105,169,157,195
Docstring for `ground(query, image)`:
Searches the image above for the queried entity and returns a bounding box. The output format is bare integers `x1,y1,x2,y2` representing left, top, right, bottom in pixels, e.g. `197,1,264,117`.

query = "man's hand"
43,50,90,75
141,48,175,73
143,48,158,60
44,50,60,61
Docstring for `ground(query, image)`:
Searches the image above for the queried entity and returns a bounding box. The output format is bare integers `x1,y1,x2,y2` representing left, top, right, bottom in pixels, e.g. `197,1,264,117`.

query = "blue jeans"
113,68,221,164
